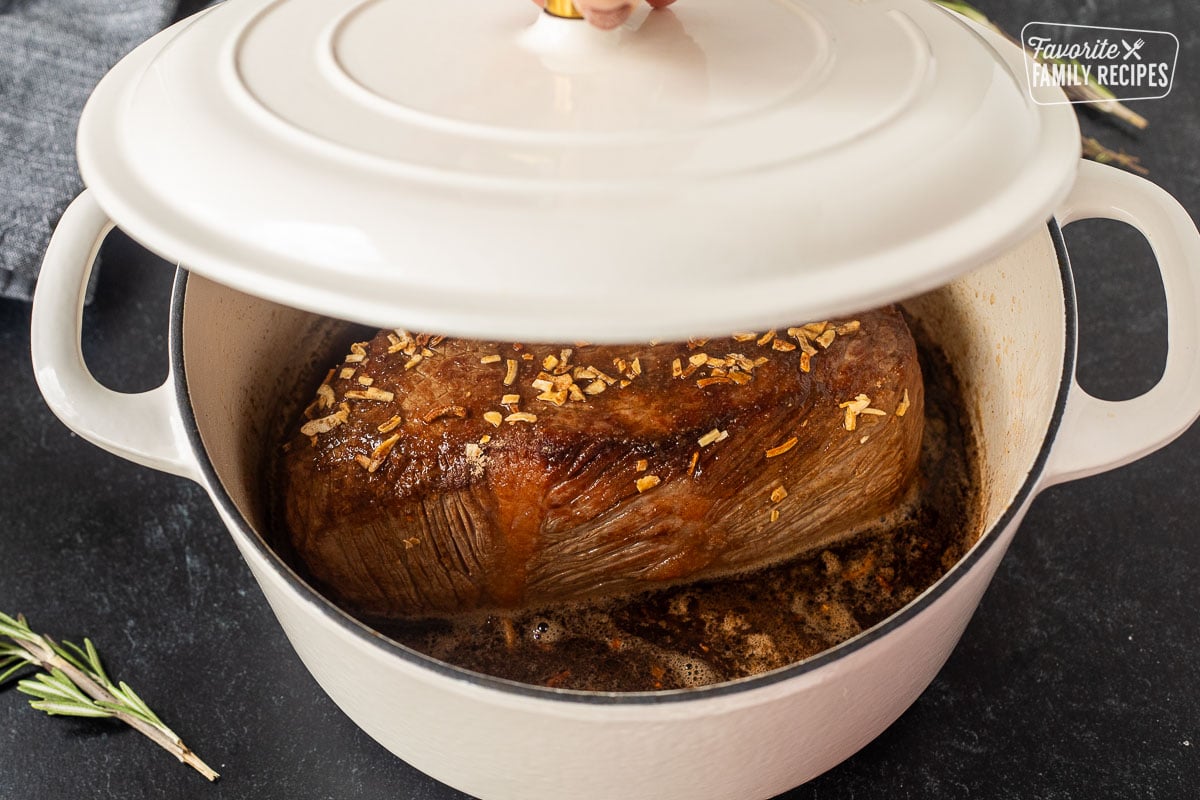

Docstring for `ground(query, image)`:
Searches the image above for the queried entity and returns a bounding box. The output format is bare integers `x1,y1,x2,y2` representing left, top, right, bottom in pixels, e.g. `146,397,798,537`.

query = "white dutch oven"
28,0,1200,797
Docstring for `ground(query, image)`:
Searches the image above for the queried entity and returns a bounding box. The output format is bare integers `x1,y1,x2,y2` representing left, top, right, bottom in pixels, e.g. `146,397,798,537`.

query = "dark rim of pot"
171,222,1077,704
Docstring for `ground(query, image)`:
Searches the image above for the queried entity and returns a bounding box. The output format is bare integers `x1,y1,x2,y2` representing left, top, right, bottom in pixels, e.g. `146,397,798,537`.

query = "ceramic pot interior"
179,227,1068,676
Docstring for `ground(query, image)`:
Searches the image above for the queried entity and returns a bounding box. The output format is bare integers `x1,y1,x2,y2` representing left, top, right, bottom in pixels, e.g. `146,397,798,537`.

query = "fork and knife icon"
1121,38,1146,60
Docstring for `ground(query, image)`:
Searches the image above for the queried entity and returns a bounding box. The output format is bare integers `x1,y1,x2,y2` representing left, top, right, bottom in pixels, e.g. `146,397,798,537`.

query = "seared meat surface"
279,309,923,617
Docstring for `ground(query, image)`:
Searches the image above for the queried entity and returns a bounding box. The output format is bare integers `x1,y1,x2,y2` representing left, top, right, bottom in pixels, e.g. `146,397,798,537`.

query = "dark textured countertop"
2,1,1198,798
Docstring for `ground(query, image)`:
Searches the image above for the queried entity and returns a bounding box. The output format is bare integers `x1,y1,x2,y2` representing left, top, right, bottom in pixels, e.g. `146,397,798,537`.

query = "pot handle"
1042,159,1200,488
30,190,200,482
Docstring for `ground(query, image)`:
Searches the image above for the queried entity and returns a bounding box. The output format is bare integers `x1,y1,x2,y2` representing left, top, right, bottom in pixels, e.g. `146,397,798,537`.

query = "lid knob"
544,0,584,19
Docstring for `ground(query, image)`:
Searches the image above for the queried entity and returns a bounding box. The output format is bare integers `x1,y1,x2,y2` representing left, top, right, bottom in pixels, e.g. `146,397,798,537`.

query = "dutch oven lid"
77,0,1079,342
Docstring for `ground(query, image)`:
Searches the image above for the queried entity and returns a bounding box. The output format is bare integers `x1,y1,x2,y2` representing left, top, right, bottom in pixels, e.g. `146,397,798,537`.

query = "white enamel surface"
227,508,1017,800
1042,160,1200,487
902,234,1066,534
29,190,198,482
76,0,1081,341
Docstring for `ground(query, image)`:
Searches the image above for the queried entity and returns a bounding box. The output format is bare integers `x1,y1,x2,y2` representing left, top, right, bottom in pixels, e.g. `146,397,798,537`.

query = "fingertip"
646,0,677,8
577,3,634,29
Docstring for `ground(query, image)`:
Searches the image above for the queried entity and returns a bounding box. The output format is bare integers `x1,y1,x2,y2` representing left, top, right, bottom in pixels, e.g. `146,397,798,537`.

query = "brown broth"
326,323,983,692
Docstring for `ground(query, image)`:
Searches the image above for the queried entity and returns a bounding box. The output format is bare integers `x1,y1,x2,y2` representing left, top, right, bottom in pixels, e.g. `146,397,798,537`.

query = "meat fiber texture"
279,309,923,618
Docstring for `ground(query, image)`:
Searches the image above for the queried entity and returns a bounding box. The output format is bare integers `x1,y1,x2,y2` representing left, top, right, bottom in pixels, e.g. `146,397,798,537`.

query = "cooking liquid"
343,324,982,692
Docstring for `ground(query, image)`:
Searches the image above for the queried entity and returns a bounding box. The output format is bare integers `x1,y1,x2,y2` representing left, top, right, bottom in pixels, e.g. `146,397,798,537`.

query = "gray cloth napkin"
0,0,181,301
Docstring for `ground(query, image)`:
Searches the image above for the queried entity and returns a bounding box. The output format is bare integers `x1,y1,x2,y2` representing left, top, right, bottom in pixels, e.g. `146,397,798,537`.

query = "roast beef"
279,307,923,618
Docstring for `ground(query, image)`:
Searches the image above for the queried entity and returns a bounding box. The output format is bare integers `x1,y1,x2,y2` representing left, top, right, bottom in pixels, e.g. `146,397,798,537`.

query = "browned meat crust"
279,309,923,617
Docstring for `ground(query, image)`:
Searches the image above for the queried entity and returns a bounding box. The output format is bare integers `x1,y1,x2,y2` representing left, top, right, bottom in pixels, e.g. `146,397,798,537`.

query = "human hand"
530,0,678,31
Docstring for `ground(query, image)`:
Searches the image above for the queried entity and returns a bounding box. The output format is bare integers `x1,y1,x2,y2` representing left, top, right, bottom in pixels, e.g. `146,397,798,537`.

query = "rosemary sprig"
1055,59,1149,130
0,611,218,781
1081,136,1148,176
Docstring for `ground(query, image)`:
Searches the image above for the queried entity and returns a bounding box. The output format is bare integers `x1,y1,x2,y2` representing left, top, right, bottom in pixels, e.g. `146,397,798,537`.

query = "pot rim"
171,222,1076,704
